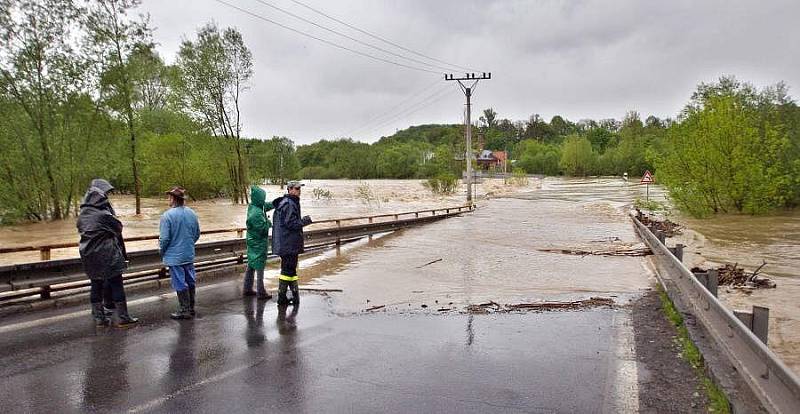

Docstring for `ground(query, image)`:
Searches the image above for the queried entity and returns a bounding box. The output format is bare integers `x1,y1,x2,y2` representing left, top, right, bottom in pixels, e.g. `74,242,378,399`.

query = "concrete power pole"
446,73,491,204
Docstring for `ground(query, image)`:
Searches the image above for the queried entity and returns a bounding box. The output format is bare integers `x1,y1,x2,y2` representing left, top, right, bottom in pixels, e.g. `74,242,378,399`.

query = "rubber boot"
170,290,193,320
114,301,139,328
277,281,290,306
188,286,196,316
91,302,110,327
289,281,300,306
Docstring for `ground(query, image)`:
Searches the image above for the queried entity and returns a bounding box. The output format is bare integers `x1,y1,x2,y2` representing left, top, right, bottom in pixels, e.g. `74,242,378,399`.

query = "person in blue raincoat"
159,186,200,320
243,185,275,299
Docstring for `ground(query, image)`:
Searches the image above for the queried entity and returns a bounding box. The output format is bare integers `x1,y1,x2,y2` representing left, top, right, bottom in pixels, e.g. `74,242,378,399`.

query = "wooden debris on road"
466,297,615,313
538,247,652,257
507,297,615,311
364,304,386,312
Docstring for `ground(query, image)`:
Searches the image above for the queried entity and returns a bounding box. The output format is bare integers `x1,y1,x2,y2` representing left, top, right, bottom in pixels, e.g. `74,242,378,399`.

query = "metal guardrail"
0,206,472,261
0,205,474,302
632,216,800,413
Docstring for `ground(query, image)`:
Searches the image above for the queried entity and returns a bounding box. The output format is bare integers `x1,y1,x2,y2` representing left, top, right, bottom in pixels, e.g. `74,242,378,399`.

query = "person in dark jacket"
243,185,275,299
271,180,312,306
77,179,139,327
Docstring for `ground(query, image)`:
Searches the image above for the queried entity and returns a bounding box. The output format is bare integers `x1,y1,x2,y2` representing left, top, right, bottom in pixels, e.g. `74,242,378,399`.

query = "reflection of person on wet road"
159,186,200,320
243,186,275,300
276,304,298,335
77,179,139,327
243,297,267,348
271,181,312,306
82,337,131,411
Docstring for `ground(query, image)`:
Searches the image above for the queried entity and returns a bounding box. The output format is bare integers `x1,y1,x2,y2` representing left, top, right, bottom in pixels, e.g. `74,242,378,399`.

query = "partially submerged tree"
0,0,87,219
175,23,253,204
86,0,153,215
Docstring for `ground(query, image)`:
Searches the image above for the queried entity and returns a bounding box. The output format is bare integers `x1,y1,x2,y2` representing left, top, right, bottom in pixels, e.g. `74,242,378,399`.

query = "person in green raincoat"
243,185,275,299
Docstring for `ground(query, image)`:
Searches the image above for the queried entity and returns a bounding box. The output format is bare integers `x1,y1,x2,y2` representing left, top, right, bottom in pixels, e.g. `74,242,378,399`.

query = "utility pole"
446,72,491,204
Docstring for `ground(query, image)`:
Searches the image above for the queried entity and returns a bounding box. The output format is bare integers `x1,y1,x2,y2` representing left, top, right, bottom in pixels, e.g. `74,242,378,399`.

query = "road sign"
640,170,654,184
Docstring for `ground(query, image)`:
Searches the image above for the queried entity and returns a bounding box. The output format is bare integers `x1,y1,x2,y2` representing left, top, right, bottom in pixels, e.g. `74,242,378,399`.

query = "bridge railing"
632,215,800,413
0,205,474,303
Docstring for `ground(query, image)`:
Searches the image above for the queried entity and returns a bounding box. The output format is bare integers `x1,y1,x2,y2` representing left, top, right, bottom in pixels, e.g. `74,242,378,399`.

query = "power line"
250,0,461,73
343,77,443,137
287,0,481,73
211,0,441,74
348,82,450,137
355,85,456,139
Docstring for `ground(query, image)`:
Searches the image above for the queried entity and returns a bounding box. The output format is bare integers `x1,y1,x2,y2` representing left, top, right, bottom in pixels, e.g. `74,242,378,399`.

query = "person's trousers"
169,263,197,292
279,254,298,282
243,266,266,294
90,275,126,304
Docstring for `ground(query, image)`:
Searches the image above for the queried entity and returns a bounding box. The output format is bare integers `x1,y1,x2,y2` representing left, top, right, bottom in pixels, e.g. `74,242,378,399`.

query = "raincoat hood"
250,186,266,209
81,179,115,213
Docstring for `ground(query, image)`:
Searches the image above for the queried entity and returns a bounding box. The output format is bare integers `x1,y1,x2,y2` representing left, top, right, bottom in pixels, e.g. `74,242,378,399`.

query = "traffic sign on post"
641,170,654,202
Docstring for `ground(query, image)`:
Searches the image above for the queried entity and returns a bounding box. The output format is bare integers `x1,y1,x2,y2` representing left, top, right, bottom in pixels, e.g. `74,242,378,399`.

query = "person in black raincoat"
271,180,312,306
77,179,138,327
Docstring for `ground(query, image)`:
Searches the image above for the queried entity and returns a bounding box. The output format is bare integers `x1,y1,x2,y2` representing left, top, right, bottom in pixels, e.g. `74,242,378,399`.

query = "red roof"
492,151,508,162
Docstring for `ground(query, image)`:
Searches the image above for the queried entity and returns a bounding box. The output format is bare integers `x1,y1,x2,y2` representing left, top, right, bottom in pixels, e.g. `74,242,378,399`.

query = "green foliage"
515,140,561,175
423,173,458,195
653,77,797,216
559,135,596,176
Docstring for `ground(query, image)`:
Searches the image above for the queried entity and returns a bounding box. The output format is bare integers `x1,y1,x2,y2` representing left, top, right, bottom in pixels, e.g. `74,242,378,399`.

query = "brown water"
0,178,538,265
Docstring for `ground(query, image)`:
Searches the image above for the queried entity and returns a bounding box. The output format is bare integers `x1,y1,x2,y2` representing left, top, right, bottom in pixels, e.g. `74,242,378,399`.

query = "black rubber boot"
114,301,139,328
277,281,289,306
289,281,300,306
188,286,196,316
91,302,109,327
170,290,193,320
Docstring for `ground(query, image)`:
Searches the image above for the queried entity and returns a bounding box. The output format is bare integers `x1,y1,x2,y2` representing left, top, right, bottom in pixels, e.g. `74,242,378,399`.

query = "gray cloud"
141,0,800,144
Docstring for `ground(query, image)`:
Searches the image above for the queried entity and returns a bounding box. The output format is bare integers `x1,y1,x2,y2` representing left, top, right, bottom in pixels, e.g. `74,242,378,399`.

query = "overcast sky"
141,0,800,144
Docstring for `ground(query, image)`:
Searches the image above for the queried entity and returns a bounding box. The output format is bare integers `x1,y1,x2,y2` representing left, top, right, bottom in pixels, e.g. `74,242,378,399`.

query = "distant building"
476,150,508,171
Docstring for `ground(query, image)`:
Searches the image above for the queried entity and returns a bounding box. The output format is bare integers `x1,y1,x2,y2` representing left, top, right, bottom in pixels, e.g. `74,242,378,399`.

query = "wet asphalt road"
0,279,636,413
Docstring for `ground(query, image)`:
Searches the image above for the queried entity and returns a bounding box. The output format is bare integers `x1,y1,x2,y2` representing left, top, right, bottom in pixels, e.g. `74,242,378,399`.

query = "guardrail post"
656,230,666,244
674,243,684,262
394,214,398,220
707,269,719,297
446,209,450,214
734,306,770,345
40,248,51,261
40,286,51,299
237,229,244,238
753,306,770,345
415,212,419,218
336,220,342,245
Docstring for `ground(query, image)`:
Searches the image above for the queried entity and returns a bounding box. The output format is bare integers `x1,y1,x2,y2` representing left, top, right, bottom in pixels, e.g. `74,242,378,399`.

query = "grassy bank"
658,286,731,413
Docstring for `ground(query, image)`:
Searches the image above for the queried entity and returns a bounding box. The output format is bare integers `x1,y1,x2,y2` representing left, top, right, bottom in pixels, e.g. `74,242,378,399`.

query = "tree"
0,0,87,219
86,0,153,215
175,23,253,203
654,89,793,216
479,108,498,129
559,135,595,176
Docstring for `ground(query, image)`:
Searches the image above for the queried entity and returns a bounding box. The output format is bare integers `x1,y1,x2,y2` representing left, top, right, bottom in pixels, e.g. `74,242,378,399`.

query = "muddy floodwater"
0,178,536,265
3,176,799,375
